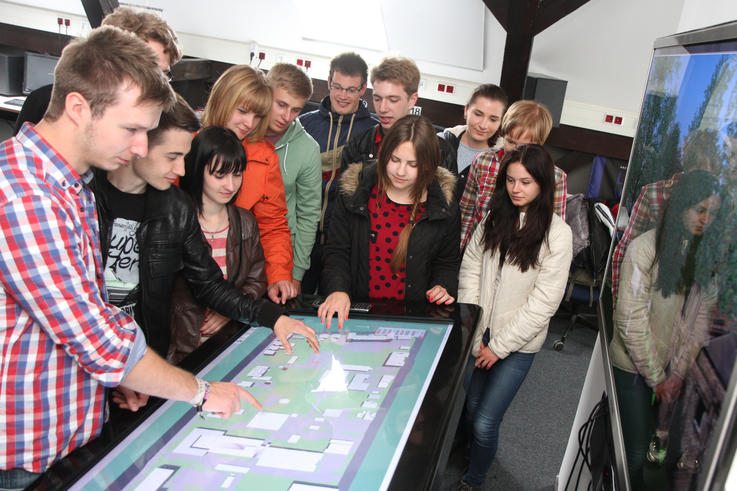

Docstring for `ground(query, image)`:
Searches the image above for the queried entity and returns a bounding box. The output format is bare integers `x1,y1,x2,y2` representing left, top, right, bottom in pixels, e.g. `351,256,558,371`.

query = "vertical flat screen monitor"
23,52,58,95
601,20,737,491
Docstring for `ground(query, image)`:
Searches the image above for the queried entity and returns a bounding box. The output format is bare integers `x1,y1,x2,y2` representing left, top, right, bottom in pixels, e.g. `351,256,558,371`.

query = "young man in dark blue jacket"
299,52,378,293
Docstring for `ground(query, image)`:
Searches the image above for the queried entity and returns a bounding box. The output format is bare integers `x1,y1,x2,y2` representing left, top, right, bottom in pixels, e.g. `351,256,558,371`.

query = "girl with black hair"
457,144,573,489
167,126,268,363
610,170,720,489
318,114,461,329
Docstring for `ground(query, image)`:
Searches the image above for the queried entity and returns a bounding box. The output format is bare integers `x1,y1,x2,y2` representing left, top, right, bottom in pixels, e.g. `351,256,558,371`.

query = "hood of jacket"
492,135,505,152
272,118,320,177
339,162,457,215
273,117,309,150
444,124,467,138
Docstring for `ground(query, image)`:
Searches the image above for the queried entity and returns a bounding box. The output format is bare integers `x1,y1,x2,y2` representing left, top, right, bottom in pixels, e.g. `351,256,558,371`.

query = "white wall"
557,337,606,490
678,0,737,32
1,0,735,137
529,0,684,137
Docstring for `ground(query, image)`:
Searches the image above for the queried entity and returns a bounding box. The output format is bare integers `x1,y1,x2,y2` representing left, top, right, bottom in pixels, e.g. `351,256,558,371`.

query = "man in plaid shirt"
0,28,258,488
460,101,567,251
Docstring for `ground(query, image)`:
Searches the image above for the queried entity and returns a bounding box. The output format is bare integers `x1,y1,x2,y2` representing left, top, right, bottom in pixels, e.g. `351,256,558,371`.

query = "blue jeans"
0,468,40,491
613,367,654,490
462,351,535,486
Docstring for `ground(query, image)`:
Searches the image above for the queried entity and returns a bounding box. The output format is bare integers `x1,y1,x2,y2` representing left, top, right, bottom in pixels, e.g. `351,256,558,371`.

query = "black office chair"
553,198,614,351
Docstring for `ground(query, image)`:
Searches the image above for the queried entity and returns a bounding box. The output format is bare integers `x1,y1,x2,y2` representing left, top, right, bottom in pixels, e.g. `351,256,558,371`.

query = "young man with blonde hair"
341,56,458,173
13,6,181,134
264,63,321,294
0,27,278,489
459,100,568,250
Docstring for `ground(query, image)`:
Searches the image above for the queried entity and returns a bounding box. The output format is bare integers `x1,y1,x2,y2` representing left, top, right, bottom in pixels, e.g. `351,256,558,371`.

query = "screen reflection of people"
610,170,721,490
611,128,723,301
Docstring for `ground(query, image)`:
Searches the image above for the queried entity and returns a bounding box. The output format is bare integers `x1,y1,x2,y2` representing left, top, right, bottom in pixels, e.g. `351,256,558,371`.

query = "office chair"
553,198,614,351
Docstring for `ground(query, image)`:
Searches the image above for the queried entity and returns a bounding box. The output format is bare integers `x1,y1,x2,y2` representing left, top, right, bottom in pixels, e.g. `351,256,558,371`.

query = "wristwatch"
189,378,210,416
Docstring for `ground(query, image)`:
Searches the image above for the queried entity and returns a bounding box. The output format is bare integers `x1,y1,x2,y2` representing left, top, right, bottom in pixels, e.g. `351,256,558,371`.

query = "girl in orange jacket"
202,65,296,304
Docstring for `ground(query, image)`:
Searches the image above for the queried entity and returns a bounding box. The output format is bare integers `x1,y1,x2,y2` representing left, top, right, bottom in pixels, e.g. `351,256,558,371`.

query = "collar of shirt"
17,122,88,195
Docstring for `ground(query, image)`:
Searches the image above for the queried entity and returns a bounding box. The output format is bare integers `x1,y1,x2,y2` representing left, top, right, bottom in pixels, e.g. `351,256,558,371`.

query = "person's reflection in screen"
611,129,723,301
609,171,721,490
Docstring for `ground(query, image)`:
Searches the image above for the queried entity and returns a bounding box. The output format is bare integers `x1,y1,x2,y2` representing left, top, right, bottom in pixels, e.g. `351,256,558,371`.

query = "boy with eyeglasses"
299,52,378,293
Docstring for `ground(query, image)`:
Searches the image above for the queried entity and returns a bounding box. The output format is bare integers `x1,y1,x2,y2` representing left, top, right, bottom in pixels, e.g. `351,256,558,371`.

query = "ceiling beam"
534,0,591,35
483,0,510,31
80,0,119,28
484,0,590,103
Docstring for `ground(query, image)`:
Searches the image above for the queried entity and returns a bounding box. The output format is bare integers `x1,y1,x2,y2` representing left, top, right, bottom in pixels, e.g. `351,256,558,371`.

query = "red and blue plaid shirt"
0,124,146,473
460,148,568,251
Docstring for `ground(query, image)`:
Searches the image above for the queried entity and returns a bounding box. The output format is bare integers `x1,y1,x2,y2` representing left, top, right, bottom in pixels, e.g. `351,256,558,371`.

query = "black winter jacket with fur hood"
322,163,461,301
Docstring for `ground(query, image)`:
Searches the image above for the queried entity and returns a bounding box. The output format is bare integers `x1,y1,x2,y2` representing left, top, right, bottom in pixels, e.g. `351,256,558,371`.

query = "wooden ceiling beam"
484,0,590,102
534,0,590,35
80,0,119,28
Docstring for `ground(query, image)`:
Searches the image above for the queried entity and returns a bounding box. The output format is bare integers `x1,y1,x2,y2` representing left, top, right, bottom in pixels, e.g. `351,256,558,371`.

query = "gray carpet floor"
439,310,598,490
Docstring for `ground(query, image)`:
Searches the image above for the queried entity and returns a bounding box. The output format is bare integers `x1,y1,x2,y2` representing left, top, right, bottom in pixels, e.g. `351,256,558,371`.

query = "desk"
30,301,479,491
0,94,25,114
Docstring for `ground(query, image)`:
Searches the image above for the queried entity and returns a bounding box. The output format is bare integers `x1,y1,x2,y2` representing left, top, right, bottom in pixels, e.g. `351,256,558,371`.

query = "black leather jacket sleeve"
428,205,461,297
438,137,459,176
341,126,377,170
178,201,283,328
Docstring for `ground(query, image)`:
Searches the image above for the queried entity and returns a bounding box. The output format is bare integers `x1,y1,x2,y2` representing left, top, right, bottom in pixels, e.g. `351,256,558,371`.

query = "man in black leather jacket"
92,95,319,362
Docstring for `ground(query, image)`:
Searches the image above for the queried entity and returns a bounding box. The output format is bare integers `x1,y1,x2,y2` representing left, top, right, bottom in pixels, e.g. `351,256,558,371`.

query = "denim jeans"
613,367,655,490
0,468,40,491
462,351,536,486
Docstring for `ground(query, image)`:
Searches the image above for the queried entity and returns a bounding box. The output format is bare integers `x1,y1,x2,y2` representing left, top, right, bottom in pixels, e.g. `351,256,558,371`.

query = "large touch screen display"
606,38,737,490
70,315,452,491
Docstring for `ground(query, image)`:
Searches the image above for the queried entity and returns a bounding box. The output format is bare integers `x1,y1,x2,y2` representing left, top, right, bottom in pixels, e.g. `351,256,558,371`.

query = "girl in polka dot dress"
318,115,461,329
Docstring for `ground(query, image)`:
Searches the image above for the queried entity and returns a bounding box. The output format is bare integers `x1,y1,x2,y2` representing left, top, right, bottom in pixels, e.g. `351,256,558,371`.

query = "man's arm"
341,126,375,170
459,154,484,251
553,165,568,218
121,348,261,416
438,136,459,175
0,194,139,385
178,197,284,329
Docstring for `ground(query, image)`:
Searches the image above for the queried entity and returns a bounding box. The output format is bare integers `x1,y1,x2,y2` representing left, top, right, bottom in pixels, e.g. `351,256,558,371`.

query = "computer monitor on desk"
23,52,58,95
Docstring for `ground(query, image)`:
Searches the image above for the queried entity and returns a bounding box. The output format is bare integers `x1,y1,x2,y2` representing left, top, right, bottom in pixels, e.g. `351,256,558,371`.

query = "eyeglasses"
330,83,362,95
